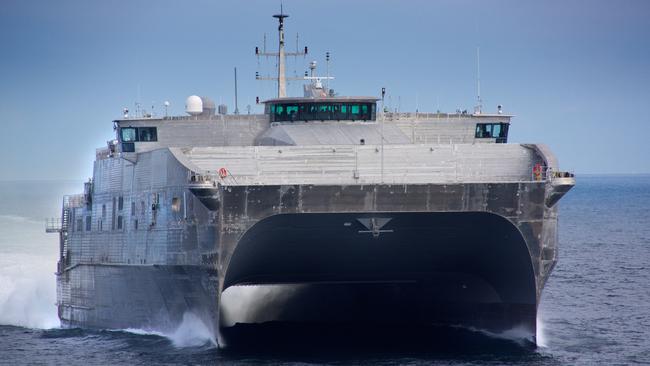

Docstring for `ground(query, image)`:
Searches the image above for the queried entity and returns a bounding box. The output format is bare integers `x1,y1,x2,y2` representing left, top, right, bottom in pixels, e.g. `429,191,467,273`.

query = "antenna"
234,67,240,115
380,87,386,183
137,84,141,117
302,60,334,97
326,52,330,92
273,6,288,97
475,47,482,114
255,6,307,98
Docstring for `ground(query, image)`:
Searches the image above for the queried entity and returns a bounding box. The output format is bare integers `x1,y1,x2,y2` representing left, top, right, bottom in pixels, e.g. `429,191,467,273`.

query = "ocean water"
0,176,649,365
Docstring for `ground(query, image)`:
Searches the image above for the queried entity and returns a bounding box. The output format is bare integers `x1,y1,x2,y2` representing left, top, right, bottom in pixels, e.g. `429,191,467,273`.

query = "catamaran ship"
47,10,574,347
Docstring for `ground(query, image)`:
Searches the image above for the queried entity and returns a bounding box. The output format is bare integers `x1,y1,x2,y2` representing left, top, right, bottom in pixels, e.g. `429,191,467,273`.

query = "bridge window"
121,143,135,152
121,128,136,142
119,127,158,142
475,123,509,143
138,127,157,141
269,102,376,122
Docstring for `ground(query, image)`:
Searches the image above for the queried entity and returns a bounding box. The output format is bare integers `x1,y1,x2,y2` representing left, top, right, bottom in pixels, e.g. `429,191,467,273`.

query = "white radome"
185,95,203,115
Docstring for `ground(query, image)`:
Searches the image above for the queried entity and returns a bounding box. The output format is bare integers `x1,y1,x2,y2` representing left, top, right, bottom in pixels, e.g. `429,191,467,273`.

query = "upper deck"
109,108,512,158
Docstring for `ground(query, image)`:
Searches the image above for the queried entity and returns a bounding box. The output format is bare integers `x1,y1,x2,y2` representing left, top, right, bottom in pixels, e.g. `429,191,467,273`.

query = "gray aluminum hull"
58,180,561,346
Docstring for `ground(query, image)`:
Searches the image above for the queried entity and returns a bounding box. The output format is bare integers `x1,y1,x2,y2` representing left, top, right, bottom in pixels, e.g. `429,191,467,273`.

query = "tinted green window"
121,128,136,142
121,127,157,142
269,102,375,122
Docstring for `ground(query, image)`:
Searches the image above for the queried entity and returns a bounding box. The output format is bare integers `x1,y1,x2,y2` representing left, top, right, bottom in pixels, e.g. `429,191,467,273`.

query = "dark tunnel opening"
219,212,538,344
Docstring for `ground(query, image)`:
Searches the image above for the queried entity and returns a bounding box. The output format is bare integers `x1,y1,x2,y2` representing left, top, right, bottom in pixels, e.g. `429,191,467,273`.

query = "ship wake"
0,252,59,329
123,312,217,348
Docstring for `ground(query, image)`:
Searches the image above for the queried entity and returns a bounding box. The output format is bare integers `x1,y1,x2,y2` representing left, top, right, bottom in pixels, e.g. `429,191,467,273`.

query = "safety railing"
188,172,216,186
189,168,559,187
45,218,63,233
550,170,575,179
182,147,570,187
64,194,87,208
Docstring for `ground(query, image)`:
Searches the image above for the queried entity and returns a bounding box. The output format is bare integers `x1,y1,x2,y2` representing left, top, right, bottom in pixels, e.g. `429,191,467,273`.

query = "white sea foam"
167,312,217,347
220,284,304,327
0,253,60,329
536,315,548,348
120,328,166,337
121,312,217,348
453,323,536,346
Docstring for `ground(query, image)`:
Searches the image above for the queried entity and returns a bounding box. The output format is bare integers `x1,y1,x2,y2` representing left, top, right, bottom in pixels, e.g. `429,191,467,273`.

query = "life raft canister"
218,167,228,179
533,163,542,181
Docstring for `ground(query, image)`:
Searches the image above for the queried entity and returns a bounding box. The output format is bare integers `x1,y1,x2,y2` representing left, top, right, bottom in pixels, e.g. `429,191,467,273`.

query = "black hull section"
219,212,537,345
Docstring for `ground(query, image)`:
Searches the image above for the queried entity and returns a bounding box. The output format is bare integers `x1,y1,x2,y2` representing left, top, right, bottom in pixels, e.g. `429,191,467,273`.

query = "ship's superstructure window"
139,127,157,141
171,197,181,213
119,127,158,142
121,128,137,142
85,216,91,231
101,204,106,231
112,198,116,230
269,102,376,122
475,123,509,143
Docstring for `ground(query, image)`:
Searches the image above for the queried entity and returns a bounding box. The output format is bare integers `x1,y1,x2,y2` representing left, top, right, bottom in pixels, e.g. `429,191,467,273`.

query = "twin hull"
57,159,560,345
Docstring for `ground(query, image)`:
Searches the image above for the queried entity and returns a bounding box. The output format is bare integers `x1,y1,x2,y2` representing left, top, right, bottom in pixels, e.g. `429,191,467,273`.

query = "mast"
273,7,288,98
256,6,307,98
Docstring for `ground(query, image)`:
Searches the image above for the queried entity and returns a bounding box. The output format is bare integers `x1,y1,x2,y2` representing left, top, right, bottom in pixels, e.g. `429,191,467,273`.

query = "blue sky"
1,0,649,180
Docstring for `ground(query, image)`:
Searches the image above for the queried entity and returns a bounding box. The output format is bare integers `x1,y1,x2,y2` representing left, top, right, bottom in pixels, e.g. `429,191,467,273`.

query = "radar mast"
256,5,308,98
273,7,288,97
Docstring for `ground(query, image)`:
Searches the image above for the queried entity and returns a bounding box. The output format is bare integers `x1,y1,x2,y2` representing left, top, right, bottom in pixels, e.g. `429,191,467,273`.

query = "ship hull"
57,264,219,334
57,179,564,347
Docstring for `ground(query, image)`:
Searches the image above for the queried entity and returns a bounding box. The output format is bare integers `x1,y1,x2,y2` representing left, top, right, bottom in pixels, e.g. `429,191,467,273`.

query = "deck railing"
45,218,63,233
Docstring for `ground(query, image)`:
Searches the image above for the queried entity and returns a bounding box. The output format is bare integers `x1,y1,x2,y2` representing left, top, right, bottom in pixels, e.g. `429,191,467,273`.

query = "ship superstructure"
47,10,574,347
